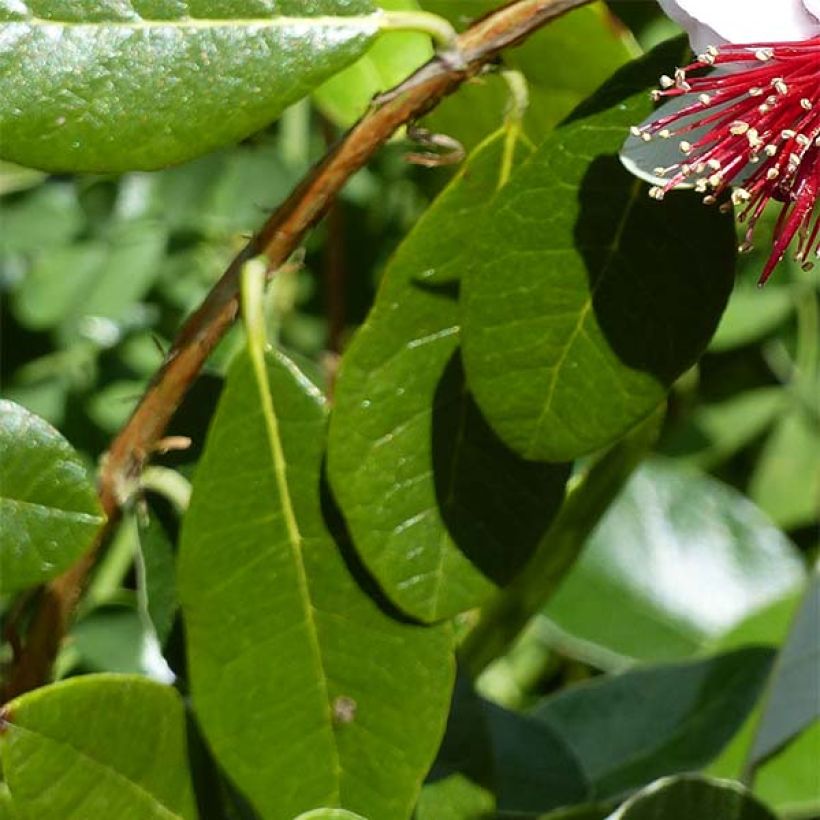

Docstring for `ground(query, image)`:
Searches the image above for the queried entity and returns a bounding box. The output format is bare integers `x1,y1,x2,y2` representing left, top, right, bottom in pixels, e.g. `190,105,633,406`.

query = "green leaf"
0,674,196,819
0,161,46,196
752,724,820,817
605,775,777,820
423,2,635,150
531,648,774,802
709,281,794,352
459,408,662,677
485,702,588,815
707,594,820,817
427,671,587,816
328,132,569,622
748,565,820,768
0,1,381,172
460,38,736,461
295,811,368,820
663,387,786,469
0,183,84,255
540,459,805,666
68,603,174,682
14,219,167,335
314,0,432,127
0,785,13,820
178,347,454,819
0,400,105,595
749,408,820,530
414,775,495,820
137,512,179,647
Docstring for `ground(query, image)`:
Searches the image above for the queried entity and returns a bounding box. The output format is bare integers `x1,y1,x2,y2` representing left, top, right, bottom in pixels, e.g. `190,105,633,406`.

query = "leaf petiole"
379,10,458,50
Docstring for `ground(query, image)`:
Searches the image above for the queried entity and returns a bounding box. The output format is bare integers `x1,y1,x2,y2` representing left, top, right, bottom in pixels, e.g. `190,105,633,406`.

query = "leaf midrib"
5,723,182,819
524,173,643,457
6,13,383,31
246,347,342,802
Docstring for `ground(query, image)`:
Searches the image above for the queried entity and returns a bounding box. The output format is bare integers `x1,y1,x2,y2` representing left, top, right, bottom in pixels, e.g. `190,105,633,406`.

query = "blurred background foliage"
0,1,817,817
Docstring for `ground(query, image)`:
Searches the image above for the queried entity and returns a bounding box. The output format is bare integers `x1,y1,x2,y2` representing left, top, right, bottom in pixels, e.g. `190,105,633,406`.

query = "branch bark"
3,0,592,701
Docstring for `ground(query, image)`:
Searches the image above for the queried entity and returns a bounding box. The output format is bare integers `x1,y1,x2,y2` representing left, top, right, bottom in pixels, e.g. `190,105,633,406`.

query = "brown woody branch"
2,0,592,701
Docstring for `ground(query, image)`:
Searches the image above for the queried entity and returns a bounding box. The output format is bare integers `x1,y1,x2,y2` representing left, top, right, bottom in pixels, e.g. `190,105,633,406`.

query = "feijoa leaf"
0,399,105,595
460,38,736,461
0,1,381,172
178,348,454,819
328,132,570,623
0,674,196,819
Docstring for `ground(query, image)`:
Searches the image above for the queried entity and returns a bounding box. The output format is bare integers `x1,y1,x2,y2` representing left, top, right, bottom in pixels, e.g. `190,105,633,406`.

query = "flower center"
634,37,820,283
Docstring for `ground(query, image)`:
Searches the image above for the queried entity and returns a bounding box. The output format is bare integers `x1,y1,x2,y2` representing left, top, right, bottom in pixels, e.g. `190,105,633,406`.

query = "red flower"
631,38,820,283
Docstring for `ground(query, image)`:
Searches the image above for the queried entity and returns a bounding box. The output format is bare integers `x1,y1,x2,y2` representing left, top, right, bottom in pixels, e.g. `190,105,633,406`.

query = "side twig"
3,0,592,701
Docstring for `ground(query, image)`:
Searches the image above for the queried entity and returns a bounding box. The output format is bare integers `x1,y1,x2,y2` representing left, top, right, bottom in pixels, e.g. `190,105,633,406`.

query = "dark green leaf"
531,648,774,801
328,132,569,622
460,38,736,461
707,594,820,817
459,408,661,677
0,674,196,818
749,566,820,768
426,671,587,816
0,1,381,172
138,512,179,647
540,459,805,665
605,776,777,820
178,348,454,819
486,702,588,815
0,399,104,595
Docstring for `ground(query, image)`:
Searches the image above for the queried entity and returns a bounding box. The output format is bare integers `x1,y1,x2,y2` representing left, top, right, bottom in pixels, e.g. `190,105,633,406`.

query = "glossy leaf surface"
0,0,381,172
0,675,195,819
0,399,104,595
460,39,736,461
329,133,570,622
178,348,454,819
540,459,805,666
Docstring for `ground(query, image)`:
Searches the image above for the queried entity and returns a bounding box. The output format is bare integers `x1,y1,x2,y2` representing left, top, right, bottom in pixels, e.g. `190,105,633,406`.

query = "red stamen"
635,38,820,284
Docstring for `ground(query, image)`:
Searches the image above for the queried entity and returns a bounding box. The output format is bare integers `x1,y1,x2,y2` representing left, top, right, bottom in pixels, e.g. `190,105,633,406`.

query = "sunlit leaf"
0,399,104,595
329,132,569,622
0,675,196,818
460,38,735,461
179,348,454,819
0,0,383,172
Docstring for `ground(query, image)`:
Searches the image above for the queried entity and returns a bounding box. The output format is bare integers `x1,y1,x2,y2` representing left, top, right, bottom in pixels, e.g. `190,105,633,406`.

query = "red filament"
635,38,820,283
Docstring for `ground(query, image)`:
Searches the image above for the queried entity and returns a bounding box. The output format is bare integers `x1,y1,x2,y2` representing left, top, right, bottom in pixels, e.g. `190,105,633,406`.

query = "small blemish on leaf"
332,695,357,726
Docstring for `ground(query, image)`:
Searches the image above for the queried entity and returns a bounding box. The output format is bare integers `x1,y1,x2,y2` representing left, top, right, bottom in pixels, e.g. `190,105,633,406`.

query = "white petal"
803,0,820,21
659,0,820,51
